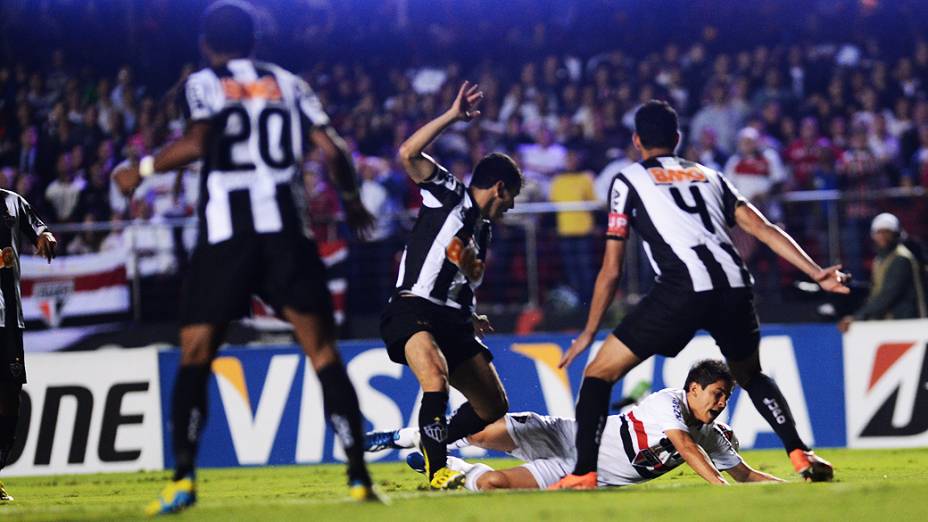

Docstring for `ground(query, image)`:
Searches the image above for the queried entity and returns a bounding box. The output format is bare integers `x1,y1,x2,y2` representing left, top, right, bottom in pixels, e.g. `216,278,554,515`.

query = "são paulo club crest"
34,280,75,328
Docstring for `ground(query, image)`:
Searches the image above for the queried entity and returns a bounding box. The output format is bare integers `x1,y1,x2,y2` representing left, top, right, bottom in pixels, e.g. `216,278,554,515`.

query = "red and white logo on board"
844,320,928,448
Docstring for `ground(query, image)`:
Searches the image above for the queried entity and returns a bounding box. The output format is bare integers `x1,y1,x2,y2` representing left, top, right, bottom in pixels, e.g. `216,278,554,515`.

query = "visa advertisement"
6,320,927,475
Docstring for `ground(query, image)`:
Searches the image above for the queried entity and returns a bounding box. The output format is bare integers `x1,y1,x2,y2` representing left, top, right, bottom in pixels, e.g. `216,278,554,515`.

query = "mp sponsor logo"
4,349,163,476
844,320,928,448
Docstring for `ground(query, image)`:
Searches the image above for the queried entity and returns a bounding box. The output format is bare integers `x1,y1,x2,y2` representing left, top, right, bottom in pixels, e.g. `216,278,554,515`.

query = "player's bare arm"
113,121,210,195
734,202,850,294
397,81,484,183
559,238,626,368
726,461,785,483
665,429,729,485
309,126,374,239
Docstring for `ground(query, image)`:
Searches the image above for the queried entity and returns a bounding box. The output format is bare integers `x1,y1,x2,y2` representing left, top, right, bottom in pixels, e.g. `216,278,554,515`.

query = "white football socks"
447,456,494,491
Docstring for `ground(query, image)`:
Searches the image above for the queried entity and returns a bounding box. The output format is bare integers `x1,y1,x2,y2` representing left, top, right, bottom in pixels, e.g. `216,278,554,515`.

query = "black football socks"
572,377,613,475
742,373,809,453
419,391,449,480
446,402,491,444
318,362,371,487
171,364,210,481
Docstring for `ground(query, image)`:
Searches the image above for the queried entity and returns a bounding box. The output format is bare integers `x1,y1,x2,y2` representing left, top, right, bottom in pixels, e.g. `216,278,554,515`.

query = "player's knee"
477,471,509,490
419,369,449,392
584,360,621,383
729,364,761,388
484,393,509,422
180,325,219,366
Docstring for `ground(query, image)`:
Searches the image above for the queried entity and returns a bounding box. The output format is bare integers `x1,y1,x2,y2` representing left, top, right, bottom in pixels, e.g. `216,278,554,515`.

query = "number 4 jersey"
608,155,753,292
183,59,330,245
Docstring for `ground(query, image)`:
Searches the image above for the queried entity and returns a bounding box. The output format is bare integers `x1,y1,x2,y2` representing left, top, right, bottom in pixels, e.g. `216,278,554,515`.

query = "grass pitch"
2,448,926,521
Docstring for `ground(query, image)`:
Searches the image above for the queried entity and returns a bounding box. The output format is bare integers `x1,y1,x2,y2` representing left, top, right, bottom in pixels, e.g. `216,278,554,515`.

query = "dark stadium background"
1,0,927,345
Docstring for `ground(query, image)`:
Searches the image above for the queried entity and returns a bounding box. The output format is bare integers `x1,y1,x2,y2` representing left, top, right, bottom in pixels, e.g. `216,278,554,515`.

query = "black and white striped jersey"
607,155,753,292
182,58,331,244
394,164,490,313
0,189,49,327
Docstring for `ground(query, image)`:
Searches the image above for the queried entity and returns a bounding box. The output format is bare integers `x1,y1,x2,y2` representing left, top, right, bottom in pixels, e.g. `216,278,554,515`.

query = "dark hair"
684,359,734,391
202,0,256,57
634,100,679,150
470,152,523,194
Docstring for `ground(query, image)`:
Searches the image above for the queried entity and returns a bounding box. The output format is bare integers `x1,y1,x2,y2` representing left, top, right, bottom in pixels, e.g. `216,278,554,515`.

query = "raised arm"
559,239,626,368
665,429,729,485
397,81,483,183
726,461,785,483
734,202,850,293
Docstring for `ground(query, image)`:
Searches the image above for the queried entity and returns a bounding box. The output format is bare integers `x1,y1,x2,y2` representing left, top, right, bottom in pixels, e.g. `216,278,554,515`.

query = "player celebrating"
114,1,379,513
373,360,783,489
377,81,522,489
0,190,56,502
550,100,849,489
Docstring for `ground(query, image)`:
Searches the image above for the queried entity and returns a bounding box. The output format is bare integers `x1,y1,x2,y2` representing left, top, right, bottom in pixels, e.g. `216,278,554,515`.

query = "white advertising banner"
3,349,163,476
844,319,928,449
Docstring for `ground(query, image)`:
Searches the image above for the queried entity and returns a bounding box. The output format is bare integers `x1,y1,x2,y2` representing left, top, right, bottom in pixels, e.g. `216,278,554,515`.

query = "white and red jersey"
722,148,786,201
597,388,742,486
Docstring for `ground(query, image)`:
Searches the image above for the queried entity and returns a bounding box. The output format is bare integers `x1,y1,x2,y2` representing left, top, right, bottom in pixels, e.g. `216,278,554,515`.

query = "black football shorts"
180,233,333,327
380,296,493,372
613,284,760,362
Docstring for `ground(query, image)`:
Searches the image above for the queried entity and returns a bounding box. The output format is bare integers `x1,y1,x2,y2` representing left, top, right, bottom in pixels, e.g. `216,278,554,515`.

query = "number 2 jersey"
182,58,330,245
597,388,742,485
608,155,753,292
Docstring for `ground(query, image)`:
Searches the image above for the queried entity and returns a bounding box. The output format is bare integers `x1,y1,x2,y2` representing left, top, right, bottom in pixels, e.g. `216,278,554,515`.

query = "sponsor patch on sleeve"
607,212,629,238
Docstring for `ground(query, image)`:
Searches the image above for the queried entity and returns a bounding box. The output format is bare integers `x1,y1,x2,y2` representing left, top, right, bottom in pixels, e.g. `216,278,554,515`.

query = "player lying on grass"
366,359,783,489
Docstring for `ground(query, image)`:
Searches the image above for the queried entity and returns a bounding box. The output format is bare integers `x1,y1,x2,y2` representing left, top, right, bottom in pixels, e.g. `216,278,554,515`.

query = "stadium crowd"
0,0,926,310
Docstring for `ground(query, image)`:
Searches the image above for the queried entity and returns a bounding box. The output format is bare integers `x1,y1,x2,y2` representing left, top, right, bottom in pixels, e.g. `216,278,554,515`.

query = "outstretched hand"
449,81,484,122
558,330,595,369
813,264,851,294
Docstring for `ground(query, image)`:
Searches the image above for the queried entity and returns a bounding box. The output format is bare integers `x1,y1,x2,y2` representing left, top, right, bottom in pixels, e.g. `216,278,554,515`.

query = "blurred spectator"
723,127,787,207
837,125,887,279
690,81,740,154
785,117,833,190
357,156,394,241
44,152,85,223
724,126,787,299
838,213,927,332
518,128,567,194
549,150,596,303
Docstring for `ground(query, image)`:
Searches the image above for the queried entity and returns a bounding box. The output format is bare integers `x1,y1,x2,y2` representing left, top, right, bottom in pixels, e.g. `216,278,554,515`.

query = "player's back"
609,155,753,292
183,59,331,244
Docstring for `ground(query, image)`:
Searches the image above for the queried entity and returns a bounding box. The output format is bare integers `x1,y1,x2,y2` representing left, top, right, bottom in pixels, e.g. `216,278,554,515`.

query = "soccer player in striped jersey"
375,360,783,489
379,81,522,490
551,100,850,489
113,1,380,513
0,190,56,503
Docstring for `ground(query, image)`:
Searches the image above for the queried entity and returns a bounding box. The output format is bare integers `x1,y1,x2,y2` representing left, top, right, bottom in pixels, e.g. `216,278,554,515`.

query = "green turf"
1,448,926,521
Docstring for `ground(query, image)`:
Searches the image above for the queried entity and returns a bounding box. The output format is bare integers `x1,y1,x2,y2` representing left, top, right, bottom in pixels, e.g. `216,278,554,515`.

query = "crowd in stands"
1,0,927,308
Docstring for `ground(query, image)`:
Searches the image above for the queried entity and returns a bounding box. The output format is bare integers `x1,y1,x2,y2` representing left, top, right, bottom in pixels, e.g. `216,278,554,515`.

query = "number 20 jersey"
607,155,753,292
183,59,330,245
